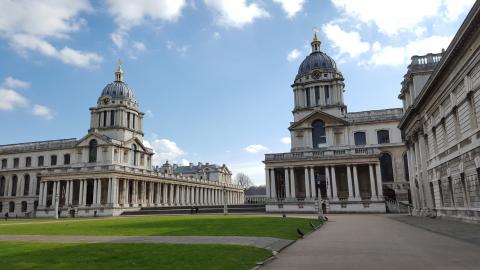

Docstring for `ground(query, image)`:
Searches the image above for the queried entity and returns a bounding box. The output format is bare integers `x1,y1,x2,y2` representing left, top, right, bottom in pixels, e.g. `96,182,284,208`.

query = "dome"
100,81,136,102
297,51,338,77
98,63,137,106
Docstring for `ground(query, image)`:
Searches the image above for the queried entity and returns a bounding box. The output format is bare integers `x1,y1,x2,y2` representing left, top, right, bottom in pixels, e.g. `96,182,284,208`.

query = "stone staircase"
121,204,266,216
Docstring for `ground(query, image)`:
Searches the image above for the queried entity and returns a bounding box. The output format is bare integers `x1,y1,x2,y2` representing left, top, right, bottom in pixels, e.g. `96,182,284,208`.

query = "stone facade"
0,65,244,217
264,33,408,213
399,2,480,222
158,162,232,184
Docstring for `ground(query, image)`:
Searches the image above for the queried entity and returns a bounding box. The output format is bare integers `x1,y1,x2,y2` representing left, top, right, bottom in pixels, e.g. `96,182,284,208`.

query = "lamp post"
223,183,228,215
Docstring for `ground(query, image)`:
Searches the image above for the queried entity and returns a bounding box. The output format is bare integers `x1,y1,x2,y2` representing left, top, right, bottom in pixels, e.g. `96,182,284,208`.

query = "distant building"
0,65,244,217
264,33,408,213
244,186,267,204
399,1,480,222
158,162,232,184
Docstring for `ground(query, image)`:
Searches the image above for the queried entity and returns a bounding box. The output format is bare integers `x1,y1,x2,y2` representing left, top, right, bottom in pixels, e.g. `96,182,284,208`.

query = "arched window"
377,130,390,144
89,139,98,163
11,175,18,196
132,144,137,166
23,175,30,196
0,176,5,196
380,153,394,182
354,132,366,146
21,201,27,212
312,120,326,148
9,201,14,212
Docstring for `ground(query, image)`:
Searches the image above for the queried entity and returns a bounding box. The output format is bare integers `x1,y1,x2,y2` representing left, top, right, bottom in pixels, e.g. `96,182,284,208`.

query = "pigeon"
297,228,305,238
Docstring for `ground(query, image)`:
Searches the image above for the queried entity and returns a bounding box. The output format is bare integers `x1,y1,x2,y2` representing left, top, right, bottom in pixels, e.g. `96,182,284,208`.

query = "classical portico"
264,32,407,213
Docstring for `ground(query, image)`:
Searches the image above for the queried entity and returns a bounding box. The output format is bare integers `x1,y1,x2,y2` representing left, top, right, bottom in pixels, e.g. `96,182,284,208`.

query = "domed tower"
292,32,346,121
89,63,145,142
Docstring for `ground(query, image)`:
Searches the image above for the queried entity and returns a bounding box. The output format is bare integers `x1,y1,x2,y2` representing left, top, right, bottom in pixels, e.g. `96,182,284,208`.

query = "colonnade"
38,178,244,209
265,163,384,202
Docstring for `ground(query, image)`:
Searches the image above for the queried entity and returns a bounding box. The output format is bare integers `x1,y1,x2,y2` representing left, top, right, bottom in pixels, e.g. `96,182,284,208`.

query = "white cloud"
244,144,268,153
180,158,190,166
3,77,30,89
322,23,370,58
273,0,305,18
106,0,187,30
32,104,54,120
110,32,126,49
166,40,190,56
132,41,146,51
331,0,442,36
0,89,29,111
204,0,269,28
287,49,301,61
368,35,452,67
213,31,221,40
280,136,291,144
0,0,101,68
443,0,475,21
144,138,185,165
145,110,154,117
229,161,265,185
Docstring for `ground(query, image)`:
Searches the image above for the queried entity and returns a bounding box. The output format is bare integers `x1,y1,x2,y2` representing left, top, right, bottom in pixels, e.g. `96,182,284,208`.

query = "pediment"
75,132,113,147
289,111,348,130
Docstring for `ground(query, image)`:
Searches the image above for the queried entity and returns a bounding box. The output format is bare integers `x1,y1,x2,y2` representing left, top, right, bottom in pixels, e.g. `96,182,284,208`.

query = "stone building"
158,162,232,184
0,65,244,217
264,33,409,213
399,1,480,222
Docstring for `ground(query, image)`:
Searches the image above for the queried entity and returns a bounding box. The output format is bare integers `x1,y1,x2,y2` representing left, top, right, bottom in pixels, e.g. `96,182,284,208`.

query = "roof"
174,163,229,174
297,51,338,77
346,108,403,123
0,138,77,155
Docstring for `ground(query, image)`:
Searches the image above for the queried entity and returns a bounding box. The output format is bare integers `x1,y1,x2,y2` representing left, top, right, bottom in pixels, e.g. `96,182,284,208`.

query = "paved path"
260,214,480,270
0,235,291,251
390,215,480,246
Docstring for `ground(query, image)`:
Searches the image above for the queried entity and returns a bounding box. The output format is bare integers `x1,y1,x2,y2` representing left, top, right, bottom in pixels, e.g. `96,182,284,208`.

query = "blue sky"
0,0,475,185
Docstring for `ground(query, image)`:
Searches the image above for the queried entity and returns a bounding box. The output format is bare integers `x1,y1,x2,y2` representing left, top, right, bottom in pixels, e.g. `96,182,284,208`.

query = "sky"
0,0,475,185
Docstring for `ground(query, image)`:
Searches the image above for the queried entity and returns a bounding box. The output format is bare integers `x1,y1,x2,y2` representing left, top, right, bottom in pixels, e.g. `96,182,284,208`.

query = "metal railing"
265,146,380,161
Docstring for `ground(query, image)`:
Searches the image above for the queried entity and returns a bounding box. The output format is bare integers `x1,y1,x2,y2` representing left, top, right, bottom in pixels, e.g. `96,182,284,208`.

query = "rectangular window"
51,155,57,166
26,157,31,167
64,154,70,165
38,156,44,167
133,114,136,129
127,112,131,128
354,132,366,146
377,130,390,144
438,180,444,207
448,177,455,207
98,112,101,127
1,159,7,169
13,158,19,168
314,86,320,105
110,110,115,126
103,111,107,127
306,88,311,107
468,92,478,129
324,85,330,101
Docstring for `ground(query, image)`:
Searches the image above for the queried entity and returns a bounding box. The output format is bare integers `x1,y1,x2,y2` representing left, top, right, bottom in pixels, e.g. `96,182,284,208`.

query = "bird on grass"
297,228,305,238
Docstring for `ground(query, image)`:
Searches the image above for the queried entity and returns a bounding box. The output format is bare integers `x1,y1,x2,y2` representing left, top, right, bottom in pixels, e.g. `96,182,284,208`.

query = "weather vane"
117,59,123,67
312,26,319,34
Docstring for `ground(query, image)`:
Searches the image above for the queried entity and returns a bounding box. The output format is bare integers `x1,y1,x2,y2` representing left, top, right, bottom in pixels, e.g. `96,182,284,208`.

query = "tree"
234,172,253,189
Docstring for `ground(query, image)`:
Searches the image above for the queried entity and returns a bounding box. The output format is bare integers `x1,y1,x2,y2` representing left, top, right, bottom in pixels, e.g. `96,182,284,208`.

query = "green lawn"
0,242,271,270
0,215,321,240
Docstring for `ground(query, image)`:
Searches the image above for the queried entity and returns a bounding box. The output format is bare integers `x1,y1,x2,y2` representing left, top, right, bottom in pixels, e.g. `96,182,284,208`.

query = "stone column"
347,165,354,200
331,166,338,200
51,182,57,208
310,167,316,198
284,167,290,198
93,179,98,206
38,182,44,206
107,179,112,205
65,181,70,206
43,182,48,206
265,168,271,198
325,166,331,199
304,167,311,198
69,180,74,205
270,169,276,199
375,163,383,199
82,180,87,206
290,167,296,199
169,184,174,205
18,176,24,197
97,179,102,205
353,165,360,200
369,164,377,199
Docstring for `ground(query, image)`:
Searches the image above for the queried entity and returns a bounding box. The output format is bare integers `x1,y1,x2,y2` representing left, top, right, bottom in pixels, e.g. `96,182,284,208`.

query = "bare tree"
234,172,253,188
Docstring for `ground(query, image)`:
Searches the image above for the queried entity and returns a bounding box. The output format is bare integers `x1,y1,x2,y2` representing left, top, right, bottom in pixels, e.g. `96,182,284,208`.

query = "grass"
0,215,321,240
0,242,271,270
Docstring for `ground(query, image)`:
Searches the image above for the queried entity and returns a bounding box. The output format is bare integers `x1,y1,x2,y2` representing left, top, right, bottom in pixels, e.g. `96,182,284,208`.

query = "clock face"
312,71,321,80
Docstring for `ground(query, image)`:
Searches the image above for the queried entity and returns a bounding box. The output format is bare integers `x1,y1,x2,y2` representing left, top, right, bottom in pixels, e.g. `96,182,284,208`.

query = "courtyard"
0,214,321,270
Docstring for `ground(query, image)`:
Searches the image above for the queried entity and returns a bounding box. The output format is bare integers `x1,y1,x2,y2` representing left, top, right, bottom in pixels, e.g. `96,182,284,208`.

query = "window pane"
354,132,366,146
377,130,390,144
